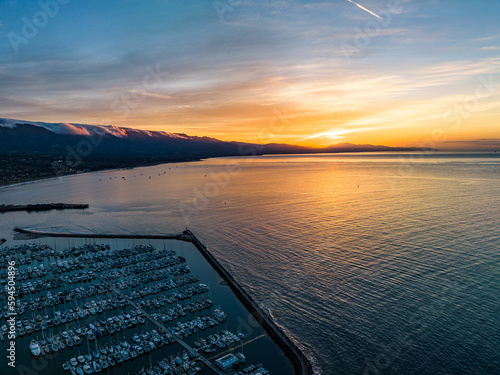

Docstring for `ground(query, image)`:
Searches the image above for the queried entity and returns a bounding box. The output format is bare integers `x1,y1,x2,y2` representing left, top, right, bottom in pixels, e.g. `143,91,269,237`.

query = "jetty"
0,203,89,212
12,227,314,375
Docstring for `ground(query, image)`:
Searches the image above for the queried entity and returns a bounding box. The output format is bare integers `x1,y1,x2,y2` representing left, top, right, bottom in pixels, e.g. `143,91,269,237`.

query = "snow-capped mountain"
0,117,429,161
0,118,193,140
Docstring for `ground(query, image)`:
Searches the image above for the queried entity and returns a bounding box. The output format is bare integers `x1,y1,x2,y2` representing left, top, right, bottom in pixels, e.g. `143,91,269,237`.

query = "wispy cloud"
0,1,499,146
347,0,383,20
300,125,389,142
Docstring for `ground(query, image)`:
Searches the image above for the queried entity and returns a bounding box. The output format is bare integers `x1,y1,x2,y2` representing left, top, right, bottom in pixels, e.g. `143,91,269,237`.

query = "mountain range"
0,118,429,160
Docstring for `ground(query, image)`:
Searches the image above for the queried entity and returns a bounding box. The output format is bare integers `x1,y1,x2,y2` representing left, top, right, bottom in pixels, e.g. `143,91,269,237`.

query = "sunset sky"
1,0,499,149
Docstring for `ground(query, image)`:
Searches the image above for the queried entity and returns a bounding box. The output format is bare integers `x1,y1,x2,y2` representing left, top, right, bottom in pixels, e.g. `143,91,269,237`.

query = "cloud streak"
347,0,383,20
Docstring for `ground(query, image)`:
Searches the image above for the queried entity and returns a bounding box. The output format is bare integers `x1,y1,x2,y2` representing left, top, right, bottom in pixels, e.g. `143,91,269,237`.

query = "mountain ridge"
0,117,435,185
0,117,431,154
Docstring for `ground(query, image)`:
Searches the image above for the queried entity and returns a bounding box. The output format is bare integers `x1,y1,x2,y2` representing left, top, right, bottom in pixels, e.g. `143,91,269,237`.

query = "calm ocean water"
1,153,499,374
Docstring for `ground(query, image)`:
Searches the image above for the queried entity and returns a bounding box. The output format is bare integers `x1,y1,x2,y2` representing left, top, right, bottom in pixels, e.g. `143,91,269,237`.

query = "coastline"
0,155,207,189
3,149,478,189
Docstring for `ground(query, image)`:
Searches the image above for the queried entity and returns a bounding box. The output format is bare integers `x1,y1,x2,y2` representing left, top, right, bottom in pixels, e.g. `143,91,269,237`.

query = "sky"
0,0,499,150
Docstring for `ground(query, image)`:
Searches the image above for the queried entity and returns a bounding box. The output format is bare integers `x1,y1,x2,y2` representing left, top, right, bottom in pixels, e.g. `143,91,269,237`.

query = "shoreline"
13,227,314,375
2,150,496,189
0,156,207,189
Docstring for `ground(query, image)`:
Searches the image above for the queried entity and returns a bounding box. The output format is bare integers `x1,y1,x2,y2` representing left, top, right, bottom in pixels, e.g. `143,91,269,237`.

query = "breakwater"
184,230,314,375
1,203,89,212
14,227,187,240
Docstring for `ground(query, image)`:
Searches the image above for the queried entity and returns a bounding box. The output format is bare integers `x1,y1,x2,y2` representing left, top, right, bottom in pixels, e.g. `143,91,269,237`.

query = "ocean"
1,152,499,375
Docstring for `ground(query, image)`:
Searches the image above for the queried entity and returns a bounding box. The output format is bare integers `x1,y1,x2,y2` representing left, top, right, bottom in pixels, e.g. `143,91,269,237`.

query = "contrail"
347,0,383,20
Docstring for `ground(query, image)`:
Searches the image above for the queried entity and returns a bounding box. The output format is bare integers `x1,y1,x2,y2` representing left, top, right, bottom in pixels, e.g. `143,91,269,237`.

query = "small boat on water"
114,352,124,363
107,356,116,366
92,361,102,372
82,364,93,374
30,340,41,357
100,358,109,369
121,349,131,361
120,339,129,348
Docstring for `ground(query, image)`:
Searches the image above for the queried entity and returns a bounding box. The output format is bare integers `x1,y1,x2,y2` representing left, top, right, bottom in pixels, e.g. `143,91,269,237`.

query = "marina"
0,230,311,375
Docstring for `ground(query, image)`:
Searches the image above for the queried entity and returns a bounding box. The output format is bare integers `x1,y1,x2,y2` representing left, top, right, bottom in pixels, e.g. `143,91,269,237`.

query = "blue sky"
1,0,499,149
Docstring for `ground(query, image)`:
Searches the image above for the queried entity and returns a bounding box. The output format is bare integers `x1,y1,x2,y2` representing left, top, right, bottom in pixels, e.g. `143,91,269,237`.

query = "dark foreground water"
1,153,499,375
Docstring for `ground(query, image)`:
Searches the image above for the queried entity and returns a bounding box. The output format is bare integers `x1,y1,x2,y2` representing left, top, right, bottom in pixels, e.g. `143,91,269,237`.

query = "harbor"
1,230,311,374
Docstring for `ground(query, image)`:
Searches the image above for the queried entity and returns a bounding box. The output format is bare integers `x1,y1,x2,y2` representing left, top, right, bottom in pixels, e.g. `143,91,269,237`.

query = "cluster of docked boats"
149,297,213,321
7,285,122,316
77,245,177,273
16,271,99,299
1,295,131,336
123,276,203,300
22,308,150,351
193,329,245,353
109,265,192,290
163,310,226,339
35,308,148,344
236,364,271,375
86,250,184,274
134,353,202,375
0,243,53,266
57,328,184,374
135,284,210,308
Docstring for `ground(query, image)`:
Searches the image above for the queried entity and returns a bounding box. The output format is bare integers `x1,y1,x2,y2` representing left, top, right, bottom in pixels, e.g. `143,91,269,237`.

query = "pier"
12,227,314,375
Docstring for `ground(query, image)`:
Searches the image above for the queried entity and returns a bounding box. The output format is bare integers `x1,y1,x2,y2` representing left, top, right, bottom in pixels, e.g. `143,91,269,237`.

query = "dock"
73,252,226,375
